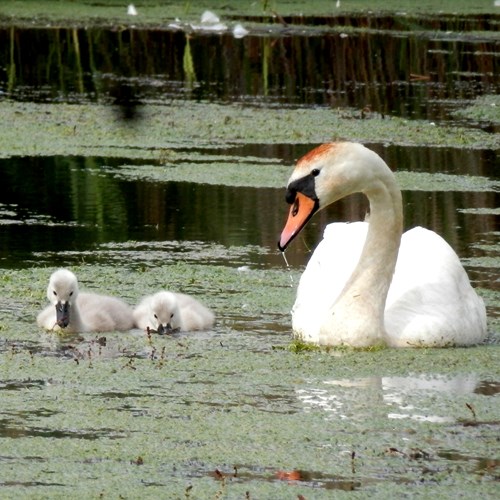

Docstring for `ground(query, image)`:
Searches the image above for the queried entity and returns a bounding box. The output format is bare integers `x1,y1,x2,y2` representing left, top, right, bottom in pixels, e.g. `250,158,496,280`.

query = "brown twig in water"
122,357,136,370
271,10,288,26
157,346,166,369
466,402,477,420
409,73,430,81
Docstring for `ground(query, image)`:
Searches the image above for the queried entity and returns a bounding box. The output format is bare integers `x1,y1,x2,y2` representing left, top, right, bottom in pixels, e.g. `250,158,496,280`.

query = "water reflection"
296,374,491,423
0,149,497,271
0,25,498,121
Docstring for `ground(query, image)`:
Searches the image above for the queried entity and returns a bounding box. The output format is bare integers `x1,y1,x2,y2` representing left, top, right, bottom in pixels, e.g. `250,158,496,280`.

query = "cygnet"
133,291,214,334
37,269,134,333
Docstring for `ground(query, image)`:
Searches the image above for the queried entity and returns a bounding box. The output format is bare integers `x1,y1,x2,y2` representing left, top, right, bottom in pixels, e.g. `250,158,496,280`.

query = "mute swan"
37,269,134,333
278,142,487,348
133,291,215,334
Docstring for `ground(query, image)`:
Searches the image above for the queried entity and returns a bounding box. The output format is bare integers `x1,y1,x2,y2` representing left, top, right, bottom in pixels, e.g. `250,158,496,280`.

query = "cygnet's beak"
55,301,70,328
157,323,173,335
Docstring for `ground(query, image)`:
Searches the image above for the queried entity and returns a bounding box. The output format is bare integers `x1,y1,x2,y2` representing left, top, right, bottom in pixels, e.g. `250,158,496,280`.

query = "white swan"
37,269,134,333
278,142,487,348
133,291,215,334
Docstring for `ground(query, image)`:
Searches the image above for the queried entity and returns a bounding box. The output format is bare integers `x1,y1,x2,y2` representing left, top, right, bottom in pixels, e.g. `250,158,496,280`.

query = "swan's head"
149,292,181,334
278,142,390,251
47,269,79,328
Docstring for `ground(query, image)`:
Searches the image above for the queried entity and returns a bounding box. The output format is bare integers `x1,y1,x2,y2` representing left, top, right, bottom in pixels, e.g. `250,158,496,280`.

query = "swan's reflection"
296,375,480,423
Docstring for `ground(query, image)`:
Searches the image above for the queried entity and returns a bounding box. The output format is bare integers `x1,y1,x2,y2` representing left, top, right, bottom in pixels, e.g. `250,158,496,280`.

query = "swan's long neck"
320,175,403,347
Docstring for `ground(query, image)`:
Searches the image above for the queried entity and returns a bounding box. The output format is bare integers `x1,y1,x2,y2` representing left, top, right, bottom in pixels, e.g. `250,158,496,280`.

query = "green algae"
103,158,500,191
0,0,497,30
0,102,497,164
452,95,500,126
106,157,291,189
396,171,499,193
460,207,500,215
0,254,499,498
1,313,499,497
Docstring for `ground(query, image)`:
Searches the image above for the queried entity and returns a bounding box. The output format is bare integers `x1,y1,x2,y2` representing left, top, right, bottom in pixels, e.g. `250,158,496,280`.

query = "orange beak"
278,192,318,251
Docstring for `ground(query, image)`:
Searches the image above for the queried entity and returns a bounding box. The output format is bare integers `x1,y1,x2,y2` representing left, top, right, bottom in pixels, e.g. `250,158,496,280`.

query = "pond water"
0,19,498,120
0,149,498,270
0,9,499,499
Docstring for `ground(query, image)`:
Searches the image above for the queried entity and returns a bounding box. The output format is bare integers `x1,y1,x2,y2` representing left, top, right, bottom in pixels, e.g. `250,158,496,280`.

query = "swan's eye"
311,168,320,177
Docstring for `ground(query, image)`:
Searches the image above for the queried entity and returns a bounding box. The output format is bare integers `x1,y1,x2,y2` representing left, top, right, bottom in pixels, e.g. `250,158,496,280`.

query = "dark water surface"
0,148,498,272
0,22,498,121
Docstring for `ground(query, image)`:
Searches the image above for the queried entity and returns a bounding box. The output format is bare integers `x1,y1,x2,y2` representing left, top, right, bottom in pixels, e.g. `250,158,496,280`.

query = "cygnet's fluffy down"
37,269,134,333
133,291,214,334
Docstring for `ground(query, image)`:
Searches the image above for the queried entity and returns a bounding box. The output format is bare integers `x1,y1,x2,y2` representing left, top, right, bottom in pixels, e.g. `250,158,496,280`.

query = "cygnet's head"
149,291,181,334
47,269,79,328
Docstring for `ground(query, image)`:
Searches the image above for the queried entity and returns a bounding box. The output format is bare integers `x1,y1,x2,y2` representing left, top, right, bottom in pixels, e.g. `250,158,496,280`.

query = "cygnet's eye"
170,313,174,319
311,168,320,177
53,290,57,296
154,314,158,319
69,291,73,297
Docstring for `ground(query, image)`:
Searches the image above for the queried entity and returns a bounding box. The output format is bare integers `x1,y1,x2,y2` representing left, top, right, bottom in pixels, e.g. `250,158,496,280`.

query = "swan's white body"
133,291,214,333
279,142,487,348
37,269,134,334
293,221,486,347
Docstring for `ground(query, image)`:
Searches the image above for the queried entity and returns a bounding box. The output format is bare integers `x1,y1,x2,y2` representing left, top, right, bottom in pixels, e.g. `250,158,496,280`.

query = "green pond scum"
452,95,500,126
0,101,498,161
0,258,499,498
0,1,499,498
0,0,497,28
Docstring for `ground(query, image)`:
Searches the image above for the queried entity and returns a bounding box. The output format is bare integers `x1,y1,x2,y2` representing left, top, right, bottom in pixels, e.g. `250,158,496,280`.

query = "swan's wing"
37,304,57,330
78,293,134,332
292,222,368,341
385,227,487,346
175,293,215,331
132,305,149,330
